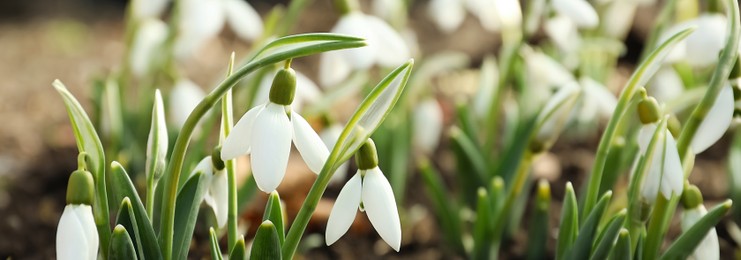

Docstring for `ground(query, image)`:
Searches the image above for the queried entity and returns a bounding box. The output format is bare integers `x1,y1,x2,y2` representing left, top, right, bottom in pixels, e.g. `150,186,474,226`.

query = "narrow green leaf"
114,198,143,260
556,182,579,260
229,236,246,260
591,210,627,260
251,33,365,61
109,162,162,260
730,132,741,225
110,225,137,260
251,220,282,260
527,180,551,260
419,160,465,254
450,126,488,182
609,229,631,260
263,191,285,245
660,200,732,260
209,227,224,260
472,188,492,260
172,172,210,260
570,191,613,260
53,79,110,256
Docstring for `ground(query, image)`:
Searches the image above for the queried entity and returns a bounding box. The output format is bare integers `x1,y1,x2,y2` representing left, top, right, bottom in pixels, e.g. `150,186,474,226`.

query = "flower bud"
66,170,95,205
211,146,226,171
681,183,703,209
637,96,661,124
269,68,297,106
355,139,379,170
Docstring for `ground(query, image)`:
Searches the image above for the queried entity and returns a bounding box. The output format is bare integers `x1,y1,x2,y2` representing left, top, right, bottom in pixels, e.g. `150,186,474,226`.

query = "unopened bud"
355,139,379,170
268,68,297,106
66,170,95,205
637,96,661,124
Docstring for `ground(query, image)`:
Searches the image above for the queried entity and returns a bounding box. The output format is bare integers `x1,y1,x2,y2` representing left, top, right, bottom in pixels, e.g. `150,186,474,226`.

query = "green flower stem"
484,41,521,157
158,36,365,259
491,149,534,255
642,195,676,260
676,0,740,161
222,57,240,251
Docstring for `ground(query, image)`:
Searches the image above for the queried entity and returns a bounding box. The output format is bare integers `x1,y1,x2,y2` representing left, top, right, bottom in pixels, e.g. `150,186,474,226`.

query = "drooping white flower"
601,1,639,39
413,98,444,154
578,77,617,122
130,18,168,77
533,81,581,148
320,123,350,184
521,48,575,110
326,167,401,251
319,12,409,87
372,0,405,25
545,15,580,53
681,205,720,260
637,123,683,203
222,68,329,192
660,14,727,68
551,0,599,29
648,66,684,103
254,69,321,113
57,204,98,260
169,79,206,130
690,85,735,154
189,156,229,228
175,0,262,59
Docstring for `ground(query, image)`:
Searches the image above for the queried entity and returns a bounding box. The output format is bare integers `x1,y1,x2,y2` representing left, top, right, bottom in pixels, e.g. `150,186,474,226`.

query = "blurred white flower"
545,15,580,53
130,18,168,77
533,81,581,147
522,48,575,108
254,69,321,113
319,12,409,87
427,0,466,34
661,14,727,68
637,123,683,203
372,0,405,24
326,166,401,251
601,1,638,39
175,0,262,59
320,123,350,185
577,77,617,123
428,0,522,33
648,66,684,103
131,0,170,20
681,204,720,260
169,79,206,130
690,85,734,154
413,98,444,154
56,204,98,260
551,0,599,29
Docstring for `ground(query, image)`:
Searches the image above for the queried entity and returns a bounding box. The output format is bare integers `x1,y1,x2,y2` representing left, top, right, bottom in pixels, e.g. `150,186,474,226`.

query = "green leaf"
146,89,168,183
660,200,732,260
53,80,110,256
332,60,414,164
591,210,627,260
419,160,464,254
450,126,488,183
556,182,579,260
109,162,162,260
609,229,631,260
250,33,365,61
729,132,741,224
570,191,613,260
229,236,246,260
251,221,283,260
109,225,137,260
114,198,143,260
527,180,551,260
472,188,492,260
209,227,224,260
263,191,285,245
172,172,210,260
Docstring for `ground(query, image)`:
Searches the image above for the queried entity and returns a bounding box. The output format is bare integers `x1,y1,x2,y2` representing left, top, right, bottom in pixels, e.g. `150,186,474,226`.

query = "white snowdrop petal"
130,19,168,77
413,98,444,154
250,103,293,192
660,130,683,199
190,156,214,179
524,49,575,91
292,112,330,174
372,0,403,22
648,66,684,103
365,15,410,67
641,128,664,203
57,205,92,260
466,0,501,31
691,85,734,154
209,170,229,228
684,15,727,68
581,77,617,119
132,0,170,20
552,0,599,28
222,0,263,41
545,15,580,53
362,167,401,251
534,81,580,143
222,105,264,159
495,0,523,29
332,13,377,69
175,0,225,58
427,0,465,33
682,206,720,260
169,79,206,129
319,50,353,88
74,205,99,259
602,1,637,39
326,172,363,245
637,123,657,155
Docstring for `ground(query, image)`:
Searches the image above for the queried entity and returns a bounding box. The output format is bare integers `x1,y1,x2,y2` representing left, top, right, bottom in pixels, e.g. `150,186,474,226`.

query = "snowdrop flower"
413,98,444,154
522,48,575,110
427,0,466,34
680,184,719,260
319,10,409,87
531,81,581,152
326,139,401,251
57,169,98,260
254,68,321,113
175,0,262,59
601,0,639,39
372,0,405,25
648,66,684,103
636,97,683,203
131,0,169,21
577,77,617,123
689,85,734,154
130,18,168,77
222,67,329,192
660,14,727,68
169,79,205,130
545,15,580,53
189,156,228,228
427,0,522,34
550,0,599,29
320,123,350,184
146,89,168,181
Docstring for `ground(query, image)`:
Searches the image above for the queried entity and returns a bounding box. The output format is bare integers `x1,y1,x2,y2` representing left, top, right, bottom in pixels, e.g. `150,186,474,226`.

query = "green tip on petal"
66,169,95,205
269,68,297,106
638,96,661,124
355,139,379,170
